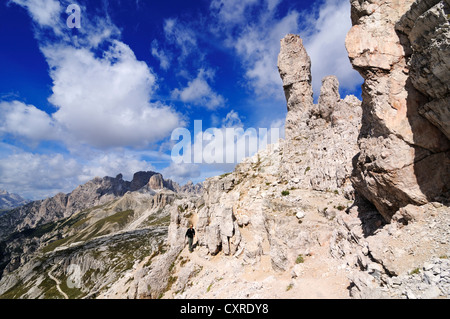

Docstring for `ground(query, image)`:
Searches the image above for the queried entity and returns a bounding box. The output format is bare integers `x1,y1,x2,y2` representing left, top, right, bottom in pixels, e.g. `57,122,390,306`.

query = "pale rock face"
278,34,362,199
346,0,450,221
148,174,164,190
317,76,341,122
330,199,450,299
161,34,363,277
397,0,450,139
277,34,314,142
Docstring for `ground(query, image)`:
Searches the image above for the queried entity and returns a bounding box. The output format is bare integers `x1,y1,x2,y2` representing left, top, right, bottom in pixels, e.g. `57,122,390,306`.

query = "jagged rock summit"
0,171,201,240
278,34,362,199
0,190,29,210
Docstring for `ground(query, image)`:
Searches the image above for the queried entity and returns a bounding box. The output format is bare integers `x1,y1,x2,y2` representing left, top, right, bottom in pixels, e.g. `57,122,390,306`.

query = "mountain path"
48,264,69,299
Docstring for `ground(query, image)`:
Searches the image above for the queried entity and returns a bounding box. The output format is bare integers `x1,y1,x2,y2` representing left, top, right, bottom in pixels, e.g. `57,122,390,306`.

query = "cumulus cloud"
171,69,225,110
42,41,182,148
0,101,58,145
1,43,183,149
8,0,183,150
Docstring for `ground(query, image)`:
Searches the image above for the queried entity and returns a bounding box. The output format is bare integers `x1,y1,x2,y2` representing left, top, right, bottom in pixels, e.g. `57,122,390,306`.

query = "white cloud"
163,18,200,62
0,101,58,145
215,1,299,99
301,0,363,96
268,117,285,140
11,0,63,34
172,69,225,110
80,16,121,49
7,0,183,150
182,111,278,166
210,0,259,25
222,110,244,128
267,0,282,11
41,41,182,148
161,162,201,182
0,144,163,199
77,151,155,184
0,149,81,199
151,39,171,70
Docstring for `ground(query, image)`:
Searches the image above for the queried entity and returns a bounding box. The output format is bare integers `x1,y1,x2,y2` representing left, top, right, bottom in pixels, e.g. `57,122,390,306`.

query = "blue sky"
0,0,363,200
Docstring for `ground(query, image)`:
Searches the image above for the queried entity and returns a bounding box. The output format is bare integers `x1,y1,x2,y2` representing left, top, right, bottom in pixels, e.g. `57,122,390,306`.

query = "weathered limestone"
397,0,450,139
278,34,362,198
278,34,314,142
346,0,450,221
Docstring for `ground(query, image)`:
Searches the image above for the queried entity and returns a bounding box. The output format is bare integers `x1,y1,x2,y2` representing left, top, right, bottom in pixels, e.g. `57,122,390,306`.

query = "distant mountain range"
0,190,30,211
0,171,202,240
0,170,203,299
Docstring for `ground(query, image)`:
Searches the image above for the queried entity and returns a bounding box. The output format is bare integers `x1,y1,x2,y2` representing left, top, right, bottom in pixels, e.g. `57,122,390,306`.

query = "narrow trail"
48,264,69,299
125,208,154,231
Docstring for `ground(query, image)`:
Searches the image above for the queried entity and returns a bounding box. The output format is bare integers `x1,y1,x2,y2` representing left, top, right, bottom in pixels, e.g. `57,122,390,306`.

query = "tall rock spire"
277,34,362,198
277,34,314,141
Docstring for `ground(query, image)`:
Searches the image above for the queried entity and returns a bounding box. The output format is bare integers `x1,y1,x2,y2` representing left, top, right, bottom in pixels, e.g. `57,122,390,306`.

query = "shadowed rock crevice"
346,0,450,222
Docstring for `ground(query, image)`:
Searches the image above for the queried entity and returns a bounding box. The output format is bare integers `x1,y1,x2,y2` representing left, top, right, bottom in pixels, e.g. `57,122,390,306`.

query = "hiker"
185,224,196,253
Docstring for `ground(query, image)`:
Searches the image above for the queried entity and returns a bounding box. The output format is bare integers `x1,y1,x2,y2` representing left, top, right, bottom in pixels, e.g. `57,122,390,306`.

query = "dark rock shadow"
395,5,450,209
348,193,386,238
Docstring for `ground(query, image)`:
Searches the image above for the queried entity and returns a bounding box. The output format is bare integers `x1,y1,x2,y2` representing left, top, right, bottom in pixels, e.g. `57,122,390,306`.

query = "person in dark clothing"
185,224,196,253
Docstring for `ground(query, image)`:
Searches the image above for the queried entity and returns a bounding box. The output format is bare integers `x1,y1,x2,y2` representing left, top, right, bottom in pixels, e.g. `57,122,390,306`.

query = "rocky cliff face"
346,0,450,221
278,34,362,199
106,34,367,299
0,170,203,297
326,0,450,298
118,142,355,299
398,0,450,140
